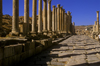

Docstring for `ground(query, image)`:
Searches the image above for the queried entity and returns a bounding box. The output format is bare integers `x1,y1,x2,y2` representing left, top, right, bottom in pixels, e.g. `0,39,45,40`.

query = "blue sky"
2,0,100,26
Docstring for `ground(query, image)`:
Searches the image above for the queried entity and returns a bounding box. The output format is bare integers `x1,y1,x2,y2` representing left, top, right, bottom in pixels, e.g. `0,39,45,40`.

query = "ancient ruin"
0,0,76,66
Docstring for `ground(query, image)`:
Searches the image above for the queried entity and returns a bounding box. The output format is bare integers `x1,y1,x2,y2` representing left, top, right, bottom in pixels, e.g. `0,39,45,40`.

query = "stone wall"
0,38,53,66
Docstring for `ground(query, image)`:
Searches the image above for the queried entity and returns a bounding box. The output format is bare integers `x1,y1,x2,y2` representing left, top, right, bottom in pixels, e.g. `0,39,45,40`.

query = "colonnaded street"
16,35,100,66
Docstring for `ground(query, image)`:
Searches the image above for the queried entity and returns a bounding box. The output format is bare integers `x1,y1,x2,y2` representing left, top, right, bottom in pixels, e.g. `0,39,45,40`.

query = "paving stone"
16,35,100,66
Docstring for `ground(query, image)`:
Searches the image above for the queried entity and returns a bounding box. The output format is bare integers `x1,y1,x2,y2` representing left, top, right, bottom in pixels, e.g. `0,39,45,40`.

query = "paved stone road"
17,35,100,66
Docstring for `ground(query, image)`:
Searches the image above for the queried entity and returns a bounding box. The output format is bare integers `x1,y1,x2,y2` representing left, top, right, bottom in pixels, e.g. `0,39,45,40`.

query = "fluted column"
38,0,42,34
55,8,57,32
0,0,2,28
96,11,99,32
52,5,55,33
57,4,60,33
24,0,29,35
60,7,62,32
31,0,37,36
47,0,52,33
43,0,47,35
12,0,19,35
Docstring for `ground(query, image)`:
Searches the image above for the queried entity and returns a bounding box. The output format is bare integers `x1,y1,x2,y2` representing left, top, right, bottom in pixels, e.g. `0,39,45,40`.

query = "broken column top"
57,4,60,7
67,11,70,15
97,11,99,13
52,5,55,8
48,0,52,2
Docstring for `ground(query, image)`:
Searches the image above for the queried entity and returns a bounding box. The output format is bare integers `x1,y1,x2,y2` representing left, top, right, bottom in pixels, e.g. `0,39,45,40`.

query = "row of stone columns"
0,0,75,36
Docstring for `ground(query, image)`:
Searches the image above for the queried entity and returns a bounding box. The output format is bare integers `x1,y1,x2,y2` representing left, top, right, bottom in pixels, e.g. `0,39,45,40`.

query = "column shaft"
24,0,29,35
12,0,19,34
52,5,55,32
43,0,47,34
60,7,62,32
64,13,66,33
57,4,60,33
96,11,99,32
38,0,42,33
0,0,2,28
47,0,51,32
55,8,57,32
31,0,37,34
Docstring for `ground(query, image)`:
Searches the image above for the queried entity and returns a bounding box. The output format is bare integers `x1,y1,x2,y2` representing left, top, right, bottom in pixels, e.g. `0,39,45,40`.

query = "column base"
43,30,48,35
47,31,52,36
10,31,19,36
30,31,37,37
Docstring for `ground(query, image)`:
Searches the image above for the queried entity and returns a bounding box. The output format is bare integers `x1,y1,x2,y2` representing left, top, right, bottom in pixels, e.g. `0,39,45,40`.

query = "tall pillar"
96,11,99,32
43,0,47,35
73,22,75,34
66,13,68,34
47,0,52,33
61,9,64,33
11,0,19,35
31,0,37,36
0,0,2,29
38,0,42,34
52,5,55,33
57,4,60,33
67,11,71,34
60,7,62,33
64,13,67,33
55,8,57,32
24,0,29,35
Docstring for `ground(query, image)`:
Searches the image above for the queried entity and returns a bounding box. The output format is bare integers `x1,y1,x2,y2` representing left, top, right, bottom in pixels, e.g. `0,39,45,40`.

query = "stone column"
11,0,19,35
57,4,60,33
47,0,52,33
43,0,47,35
94,21,97,32
52,5,55,33
24,0,29,35
55,8,57,33
60,7,62,33
96,11,99,32
67,11,71,34
38,0,42,34
61,9,64,33
64,13,67,33
73,22,75,34
66,13,68,34
31,0,37,36
0,0,2,28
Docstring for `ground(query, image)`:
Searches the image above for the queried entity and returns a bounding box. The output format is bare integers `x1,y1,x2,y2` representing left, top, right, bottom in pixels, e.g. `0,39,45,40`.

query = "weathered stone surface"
0,48,3,60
